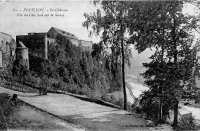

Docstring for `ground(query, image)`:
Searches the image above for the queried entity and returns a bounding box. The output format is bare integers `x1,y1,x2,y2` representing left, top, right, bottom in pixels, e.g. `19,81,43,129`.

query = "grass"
1,82,39,93
0,93,78,130
7,104,68,130
61,113,151,131
177,116,200,130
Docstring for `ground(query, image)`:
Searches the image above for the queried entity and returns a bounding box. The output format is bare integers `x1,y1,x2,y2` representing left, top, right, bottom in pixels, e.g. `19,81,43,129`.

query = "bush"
114,98,124,107
178,116,197,130
78,84,92,96
101,93,132,109
0,93,15,130
139,97,160,121
44,35,121,99
65,84,80,94
52,81,64,90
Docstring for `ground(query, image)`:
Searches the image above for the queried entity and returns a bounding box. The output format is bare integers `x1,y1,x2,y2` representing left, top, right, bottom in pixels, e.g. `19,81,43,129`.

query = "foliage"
101,94,124,108
177,116,197,130
83,0,199,118
139,91,173,123
110,0,200,126
32,34,122,99
83,1,135,110
0,93,14,129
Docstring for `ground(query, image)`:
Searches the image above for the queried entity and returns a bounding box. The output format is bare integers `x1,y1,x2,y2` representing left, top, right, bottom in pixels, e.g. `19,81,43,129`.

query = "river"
125,76,200,124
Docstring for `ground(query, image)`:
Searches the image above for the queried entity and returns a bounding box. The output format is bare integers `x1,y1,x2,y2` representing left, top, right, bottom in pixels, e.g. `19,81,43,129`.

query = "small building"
79,40,93,52
0,32,16,71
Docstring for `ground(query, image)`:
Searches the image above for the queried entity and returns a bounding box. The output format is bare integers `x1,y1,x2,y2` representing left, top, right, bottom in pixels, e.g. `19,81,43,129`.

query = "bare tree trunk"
119,1,127,111
159,98,163,122
172,13,178,127
120,20,127,110
173,98,179,127
121,38,127,110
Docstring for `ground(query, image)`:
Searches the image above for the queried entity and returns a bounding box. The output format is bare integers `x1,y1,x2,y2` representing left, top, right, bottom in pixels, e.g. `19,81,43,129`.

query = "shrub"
0,93,15,130
66,84,80,94
177,115,197,130
140,97,160,121
52,81,65,91
78,84,92,96
114,98,124,107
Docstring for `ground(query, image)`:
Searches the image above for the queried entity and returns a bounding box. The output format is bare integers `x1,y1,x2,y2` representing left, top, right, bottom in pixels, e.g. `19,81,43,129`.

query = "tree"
127,0,198,126
83,1,132,110
83,1,199,124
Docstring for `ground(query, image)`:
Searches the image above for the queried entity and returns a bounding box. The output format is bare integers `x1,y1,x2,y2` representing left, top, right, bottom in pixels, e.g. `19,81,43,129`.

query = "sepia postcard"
0,0,200,130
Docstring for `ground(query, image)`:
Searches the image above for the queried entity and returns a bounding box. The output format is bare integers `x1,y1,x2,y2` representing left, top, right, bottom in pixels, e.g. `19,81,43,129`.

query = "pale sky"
0,0,199,42
0,0,99,42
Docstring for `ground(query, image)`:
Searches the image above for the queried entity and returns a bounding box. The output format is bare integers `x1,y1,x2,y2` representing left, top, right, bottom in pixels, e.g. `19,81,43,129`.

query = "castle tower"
15,41,29,69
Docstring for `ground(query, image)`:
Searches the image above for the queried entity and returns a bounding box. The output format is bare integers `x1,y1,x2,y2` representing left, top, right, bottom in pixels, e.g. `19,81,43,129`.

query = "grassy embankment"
0,93,79,130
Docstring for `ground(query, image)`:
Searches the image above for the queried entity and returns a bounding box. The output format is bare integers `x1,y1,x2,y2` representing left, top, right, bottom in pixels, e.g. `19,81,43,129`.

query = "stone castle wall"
0,32,16,71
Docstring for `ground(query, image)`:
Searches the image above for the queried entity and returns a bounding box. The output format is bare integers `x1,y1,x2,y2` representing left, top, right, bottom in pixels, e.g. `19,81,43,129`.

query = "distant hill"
125,48,153,84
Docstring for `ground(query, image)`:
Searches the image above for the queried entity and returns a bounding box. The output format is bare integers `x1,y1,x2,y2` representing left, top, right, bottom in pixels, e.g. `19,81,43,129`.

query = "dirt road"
0,86,152,131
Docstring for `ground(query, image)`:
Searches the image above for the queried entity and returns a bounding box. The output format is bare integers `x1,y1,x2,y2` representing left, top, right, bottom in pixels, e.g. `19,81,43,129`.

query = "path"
0,86,163,131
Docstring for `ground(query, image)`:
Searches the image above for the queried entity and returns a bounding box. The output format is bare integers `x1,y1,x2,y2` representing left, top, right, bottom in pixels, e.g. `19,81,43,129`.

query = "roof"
50,27,78,39
79,40,92,43
28,33,46,36
0,32,16,49
80,40,93,45
69,39,80,47
0,32,13,42
0,32,12,36
17,41,27,48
